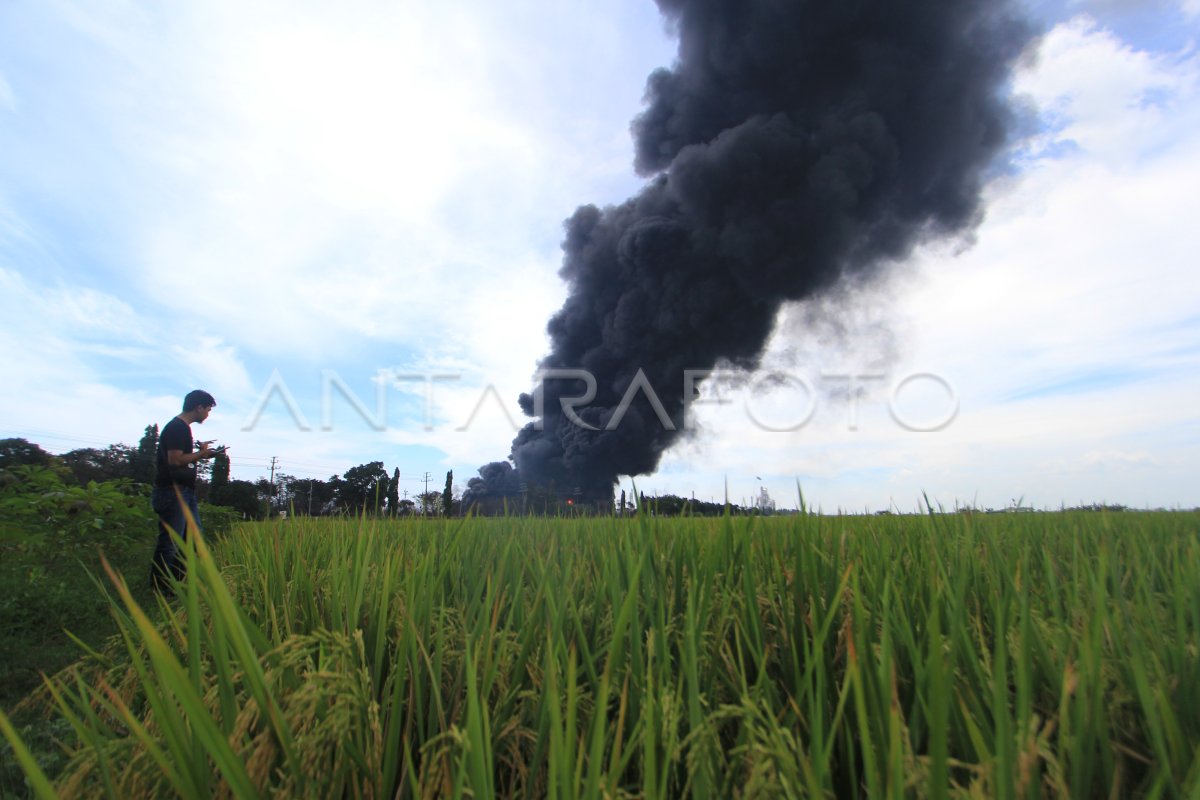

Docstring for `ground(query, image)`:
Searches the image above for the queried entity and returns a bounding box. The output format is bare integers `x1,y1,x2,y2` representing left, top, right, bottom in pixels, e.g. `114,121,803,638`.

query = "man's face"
195,405,212,423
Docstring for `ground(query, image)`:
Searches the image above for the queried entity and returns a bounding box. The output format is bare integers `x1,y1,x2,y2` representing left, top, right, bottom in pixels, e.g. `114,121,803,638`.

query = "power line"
0,427,139,449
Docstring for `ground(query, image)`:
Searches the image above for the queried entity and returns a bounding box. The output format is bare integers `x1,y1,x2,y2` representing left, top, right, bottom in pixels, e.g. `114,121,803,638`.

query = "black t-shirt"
155,416,196,488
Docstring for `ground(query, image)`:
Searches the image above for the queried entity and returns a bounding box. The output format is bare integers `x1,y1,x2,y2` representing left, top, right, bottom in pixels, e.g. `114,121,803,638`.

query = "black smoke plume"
466,0,1032,506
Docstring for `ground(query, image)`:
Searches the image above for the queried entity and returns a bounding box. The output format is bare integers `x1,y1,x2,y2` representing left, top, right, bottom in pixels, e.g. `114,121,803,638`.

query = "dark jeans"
150,485,201,591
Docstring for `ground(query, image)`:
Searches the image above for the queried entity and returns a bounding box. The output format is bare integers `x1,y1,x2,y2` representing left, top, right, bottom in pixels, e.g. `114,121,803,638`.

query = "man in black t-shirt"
150,389,223,594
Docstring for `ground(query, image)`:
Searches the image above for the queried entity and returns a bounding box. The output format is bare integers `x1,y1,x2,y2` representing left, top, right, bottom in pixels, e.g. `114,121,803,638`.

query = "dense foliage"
0,464,237,709
3,510,1198,797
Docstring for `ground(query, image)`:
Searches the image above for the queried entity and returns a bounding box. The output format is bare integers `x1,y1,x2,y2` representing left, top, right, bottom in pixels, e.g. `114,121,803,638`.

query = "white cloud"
0,268,252,453
0,268,146,344
0,0,649,381
1013,16,1199,162
22,0,672,363
52,285,146,339
169,336,256,403
1077,449,1154,468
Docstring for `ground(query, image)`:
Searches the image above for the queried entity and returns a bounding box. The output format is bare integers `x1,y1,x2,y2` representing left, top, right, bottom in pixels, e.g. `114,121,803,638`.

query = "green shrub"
197,503,242,541
0,465,152,543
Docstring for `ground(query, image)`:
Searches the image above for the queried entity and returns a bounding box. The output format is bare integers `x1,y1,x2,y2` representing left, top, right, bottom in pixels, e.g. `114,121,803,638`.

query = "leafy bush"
0,469,156,796
0,466,158,704
0,465,152,543
197,503,242,540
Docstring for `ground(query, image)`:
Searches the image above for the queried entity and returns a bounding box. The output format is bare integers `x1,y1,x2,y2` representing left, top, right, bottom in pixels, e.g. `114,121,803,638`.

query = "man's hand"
197,441,218,459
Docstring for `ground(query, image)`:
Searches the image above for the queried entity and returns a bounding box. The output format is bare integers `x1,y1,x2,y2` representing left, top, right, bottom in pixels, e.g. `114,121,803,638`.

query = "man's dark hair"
182,390,217,412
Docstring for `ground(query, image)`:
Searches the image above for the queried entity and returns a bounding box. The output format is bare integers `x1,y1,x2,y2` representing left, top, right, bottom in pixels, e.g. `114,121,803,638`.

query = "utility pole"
269,457,278,513
422,471,432,515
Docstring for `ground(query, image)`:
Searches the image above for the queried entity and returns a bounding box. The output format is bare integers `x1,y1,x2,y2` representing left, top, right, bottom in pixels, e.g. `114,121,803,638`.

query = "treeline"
0,430,161,486
3,435,786,521
631,492,772,517
0,437,458,520
267,463,457,519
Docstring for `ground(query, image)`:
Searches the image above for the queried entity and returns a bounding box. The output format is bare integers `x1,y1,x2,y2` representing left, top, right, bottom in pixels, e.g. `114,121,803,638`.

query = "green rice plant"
2,508,1198,797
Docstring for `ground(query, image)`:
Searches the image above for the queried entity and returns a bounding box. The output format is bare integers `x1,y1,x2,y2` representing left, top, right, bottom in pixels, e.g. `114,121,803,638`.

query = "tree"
131,424,158,485
388,468,400,517
211,449,231,489
327,475,345,514
442,470,454,517
338,462,390,515
418,491,441,517
255,478,274,509
267,472,299,515
211,479,267,520
194,447,213,482
0,438,52,470
295,476,337,516
270,475,335,516
60,445,136,485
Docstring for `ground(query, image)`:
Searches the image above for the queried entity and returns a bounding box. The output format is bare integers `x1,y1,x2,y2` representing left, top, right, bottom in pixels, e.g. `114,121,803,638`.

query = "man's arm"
167,441,216,467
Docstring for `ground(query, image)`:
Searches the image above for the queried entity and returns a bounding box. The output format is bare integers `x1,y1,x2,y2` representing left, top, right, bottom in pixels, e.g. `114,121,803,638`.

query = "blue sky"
2,0,1198,511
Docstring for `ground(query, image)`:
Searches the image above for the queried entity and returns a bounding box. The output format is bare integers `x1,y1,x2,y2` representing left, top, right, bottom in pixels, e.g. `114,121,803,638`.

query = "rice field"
3,508,1199,797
